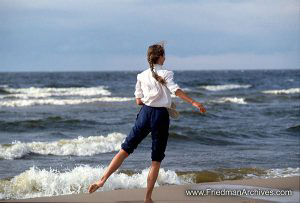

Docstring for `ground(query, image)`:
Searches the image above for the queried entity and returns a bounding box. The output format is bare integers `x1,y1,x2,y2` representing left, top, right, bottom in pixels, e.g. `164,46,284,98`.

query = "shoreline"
3,176,299,203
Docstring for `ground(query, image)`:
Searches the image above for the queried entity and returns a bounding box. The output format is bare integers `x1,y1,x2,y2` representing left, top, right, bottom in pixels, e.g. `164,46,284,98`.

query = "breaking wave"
0,97,134,107
0,86,111,99
0,132,126,159
0,165,185,200
0,86,134,107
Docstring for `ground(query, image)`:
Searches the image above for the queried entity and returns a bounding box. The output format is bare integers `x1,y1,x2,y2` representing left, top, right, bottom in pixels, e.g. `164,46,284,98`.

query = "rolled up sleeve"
134,79,144,98
165,71,180,94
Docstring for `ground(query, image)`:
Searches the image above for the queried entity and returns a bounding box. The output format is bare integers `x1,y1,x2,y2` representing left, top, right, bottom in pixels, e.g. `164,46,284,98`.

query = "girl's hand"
136,98,144,105
192,101,206,113
88,182,101,193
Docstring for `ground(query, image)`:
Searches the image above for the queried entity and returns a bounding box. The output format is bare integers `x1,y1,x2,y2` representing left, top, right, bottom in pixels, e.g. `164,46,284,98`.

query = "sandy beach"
3,176,299,203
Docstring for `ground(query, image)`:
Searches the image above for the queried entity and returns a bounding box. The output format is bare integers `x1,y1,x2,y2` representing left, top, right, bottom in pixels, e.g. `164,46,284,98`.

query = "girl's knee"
151,151,165,163
120,149,129,158
151,160,161,167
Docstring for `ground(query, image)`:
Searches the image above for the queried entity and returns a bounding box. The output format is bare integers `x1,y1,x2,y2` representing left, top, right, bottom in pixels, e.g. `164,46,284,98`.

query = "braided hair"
147,44,166,85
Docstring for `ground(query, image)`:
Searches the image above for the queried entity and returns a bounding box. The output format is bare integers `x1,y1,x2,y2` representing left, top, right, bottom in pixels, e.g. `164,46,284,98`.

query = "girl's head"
147,44,165,65
147,44,166,85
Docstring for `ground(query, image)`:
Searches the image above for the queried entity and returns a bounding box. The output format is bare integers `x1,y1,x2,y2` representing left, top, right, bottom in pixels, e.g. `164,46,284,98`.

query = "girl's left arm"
175,89,206,113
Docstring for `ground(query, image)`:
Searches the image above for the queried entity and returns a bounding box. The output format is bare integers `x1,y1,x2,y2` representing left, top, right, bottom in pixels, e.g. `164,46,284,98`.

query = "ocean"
0,69,299,200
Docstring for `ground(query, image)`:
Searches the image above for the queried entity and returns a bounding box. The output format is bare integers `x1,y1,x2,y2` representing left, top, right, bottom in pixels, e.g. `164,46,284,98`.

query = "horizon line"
0,68,299,73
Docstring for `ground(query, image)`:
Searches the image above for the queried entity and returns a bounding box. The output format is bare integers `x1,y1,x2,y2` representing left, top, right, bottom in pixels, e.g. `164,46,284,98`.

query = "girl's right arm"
175,89,206,113
134,78,144,105
136,98,144,105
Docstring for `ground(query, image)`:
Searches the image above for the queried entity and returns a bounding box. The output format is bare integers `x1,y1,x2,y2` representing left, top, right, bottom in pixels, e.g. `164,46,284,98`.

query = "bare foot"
144,198,153,203
88,178,105,193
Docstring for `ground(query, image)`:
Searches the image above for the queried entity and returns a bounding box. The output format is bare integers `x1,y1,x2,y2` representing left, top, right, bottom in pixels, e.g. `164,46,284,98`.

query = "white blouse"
134,64,180,108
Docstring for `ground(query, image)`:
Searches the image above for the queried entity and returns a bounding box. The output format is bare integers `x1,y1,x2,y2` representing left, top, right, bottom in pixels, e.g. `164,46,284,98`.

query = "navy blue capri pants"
121,104,170,162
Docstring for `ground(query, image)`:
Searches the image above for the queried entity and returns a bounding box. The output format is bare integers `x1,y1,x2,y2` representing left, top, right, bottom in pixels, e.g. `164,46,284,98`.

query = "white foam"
200,84,251,91
0,97,134,107
211,97,247,104
1,166,299,200
0,165,187,200
242,167,300,180
2,86,111,99
182,88,192,92
0,84,9,88
263,167,300,178
262,88,300,95
0,133,126,159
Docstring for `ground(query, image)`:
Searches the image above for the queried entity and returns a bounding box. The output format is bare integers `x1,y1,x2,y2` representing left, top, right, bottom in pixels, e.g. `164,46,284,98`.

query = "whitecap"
0,86,111,99
262,88,300,95
0,97,134,107
211,97,247,104
200,84,251,91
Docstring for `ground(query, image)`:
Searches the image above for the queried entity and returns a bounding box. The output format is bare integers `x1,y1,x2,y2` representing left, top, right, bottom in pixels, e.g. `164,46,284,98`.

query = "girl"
88,42,206,203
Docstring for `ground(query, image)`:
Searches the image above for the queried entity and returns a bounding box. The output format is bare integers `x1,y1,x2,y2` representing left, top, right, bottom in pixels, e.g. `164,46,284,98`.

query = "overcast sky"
0,0,299,71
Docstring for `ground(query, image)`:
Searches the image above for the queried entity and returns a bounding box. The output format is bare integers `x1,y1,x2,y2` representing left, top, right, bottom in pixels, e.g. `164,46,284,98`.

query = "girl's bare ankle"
145,195,152,200
144,197,153,203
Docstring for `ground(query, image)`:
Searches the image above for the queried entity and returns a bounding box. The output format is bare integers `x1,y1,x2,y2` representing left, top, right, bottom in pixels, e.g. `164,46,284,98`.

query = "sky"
0,0,299,72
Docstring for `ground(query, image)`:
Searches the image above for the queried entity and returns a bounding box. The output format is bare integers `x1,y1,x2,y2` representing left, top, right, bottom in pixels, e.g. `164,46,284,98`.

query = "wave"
210,97,247,104
181,87,192,92
169,132,235,145
0,116,97,132
0,132,126,159
0,166,298,200
262,167,300,179
169,132,190,140
262,88,300,95
0,165,185,200
0,89,10,95
200,84,251,91
0,86,111,99
0,97,134,107
177,167,300,183
179,110,218,118
169,129,243,145
286,125,300,133
0,86,133,107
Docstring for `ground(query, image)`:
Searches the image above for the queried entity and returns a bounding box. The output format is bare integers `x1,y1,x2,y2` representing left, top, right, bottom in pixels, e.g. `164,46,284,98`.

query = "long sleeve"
165,71,180,94
134,79,144,98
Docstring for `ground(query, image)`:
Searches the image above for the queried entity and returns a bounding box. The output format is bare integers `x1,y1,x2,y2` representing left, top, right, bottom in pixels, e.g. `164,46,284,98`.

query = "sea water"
0,70,299,199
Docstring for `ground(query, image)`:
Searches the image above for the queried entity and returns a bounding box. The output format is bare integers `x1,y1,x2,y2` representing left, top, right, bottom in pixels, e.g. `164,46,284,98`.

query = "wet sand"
3,176,299,203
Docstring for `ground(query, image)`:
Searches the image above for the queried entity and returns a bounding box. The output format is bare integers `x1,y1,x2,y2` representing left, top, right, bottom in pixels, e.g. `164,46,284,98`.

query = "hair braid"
147,45,166,85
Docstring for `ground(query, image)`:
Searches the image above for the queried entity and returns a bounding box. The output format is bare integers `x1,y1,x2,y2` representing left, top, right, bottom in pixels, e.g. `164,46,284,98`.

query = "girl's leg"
101,149,129,182
88,149,128,193
145,161,161,203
